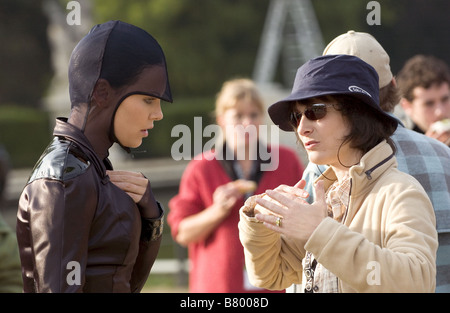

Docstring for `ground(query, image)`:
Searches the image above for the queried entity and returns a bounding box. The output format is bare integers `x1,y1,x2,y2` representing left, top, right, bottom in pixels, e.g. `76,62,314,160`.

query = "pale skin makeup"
174,99,264,246
108,94,163,217
114,94,163,148
254,99,362,247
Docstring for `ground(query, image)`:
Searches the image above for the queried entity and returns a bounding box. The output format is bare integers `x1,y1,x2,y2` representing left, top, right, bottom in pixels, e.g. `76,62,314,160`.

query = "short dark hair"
333,95,397,155
397,55,450,101
292,95,397,155
379,80,401,113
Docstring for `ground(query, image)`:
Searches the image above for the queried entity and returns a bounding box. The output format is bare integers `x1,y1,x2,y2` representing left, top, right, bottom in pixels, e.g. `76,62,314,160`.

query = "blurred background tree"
1,0,449,292
2,0,450,107
314,0,450,75
94,0,271,96
0,0,449,167
0,0,51,107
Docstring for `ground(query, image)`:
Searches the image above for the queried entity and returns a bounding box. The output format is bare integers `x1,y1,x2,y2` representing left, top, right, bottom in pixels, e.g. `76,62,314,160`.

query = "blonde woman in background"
168,78,304,292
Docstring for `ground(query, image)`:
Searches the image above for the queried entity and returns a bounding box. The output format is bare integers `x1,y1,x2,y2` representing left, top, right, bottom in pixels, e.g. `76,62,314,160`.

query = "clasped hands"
107,170,160,219
253,179,328,246
107,170,148,203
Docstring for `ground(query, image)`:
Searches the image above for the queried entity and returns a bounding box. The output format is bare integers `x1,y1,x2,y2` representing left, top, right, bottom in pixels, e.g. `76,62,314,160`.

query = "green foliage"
0,106,51,168
312,0,450,74
0,98,217,167
2,0,450,168
93,0,270,96
0,0,51,107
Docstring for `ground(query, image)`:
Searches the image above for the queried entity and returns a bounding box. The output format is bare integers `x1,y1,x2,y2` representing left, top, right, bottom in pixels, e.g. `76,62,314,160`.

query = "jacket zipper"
364,153,395,180
344,152,394,223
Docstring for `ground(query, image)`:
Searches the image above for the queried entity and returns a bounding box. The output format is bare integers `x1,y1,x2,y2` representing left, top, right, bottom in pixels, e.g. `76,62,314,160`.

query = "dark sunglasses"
290,103,333,127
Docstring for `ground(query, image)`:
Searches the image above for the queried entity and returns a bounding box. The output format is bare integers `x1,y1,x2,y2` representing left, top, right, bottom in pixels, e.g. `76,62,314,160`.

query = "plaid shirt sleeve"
393,126,450,231
386,126,450,292
300,125,450,292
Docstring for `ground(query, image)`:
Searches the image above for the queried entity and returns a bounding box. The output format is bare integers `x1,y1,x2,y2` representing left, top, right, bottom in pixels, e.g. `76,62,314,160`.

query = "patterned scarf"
326,176,351,222
303,176,351,293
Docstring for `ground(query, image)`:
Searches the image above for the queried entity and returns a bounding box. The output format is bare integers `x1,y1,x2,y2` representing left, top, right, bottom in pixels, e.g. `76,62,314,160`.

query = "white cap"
323,30,393,88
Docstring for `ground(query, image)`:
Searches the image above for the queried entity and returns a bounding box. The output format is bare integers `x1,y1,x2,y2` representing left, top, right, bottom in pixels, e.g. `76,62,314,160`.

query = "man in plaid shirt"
290,31,450,293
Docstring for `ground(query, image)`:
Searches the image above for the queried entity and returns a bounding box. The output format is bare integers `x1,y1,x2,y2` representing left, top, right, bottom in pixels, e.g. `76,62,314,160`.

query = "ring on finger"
275,216,282,227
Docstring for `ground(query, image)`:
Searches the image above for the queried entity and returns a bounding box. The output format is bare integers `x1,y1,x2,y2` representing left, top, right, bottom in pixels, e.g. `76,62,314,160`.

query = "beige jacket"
239,141,438,292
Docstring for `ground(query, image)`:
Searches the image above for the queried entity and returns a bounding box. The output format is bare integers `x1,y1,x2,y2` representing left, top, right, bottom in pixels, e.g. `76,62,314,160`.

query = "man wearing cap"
295,31,450,293
238,54,437,292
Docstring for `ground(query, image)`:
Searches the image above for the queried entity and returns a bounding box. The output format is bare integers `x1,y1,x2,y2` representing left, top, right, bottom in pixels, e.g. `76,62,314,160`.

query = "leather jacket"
15,21,172,293
16,119,163,292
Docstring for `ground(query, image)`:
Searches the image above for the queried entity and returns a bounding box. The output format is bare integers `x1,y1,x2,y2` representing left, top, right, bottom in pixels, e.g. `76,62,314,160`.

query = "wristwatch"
141,201,164,242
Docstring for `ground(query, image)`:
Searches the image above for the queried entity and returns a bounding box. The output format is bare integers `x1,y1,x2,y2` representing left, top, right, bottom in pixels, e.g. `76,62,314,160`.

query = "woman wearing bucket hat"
296,30,450,293
238,54,438,292
16,21,172,292
168,78,303,292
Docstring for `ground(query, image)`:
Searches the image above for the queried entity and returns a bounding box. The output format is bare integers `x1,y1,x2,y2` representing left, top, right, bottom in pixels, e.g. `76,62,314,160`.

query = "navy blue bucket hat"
268,54,399,131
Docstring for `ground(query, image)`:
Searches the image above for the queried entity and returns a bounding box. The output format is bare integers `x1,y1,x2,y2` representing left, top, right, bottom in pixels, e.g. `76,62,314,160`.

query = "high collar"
53,118,110,175
67,100,116,161
53,118,94,152
318,140,397,197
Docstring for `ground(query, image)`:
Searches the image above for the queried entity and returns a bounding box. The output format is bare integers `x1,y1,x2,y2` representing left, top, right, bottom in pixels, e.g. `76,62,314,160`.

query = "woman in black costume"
16,20,172,293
